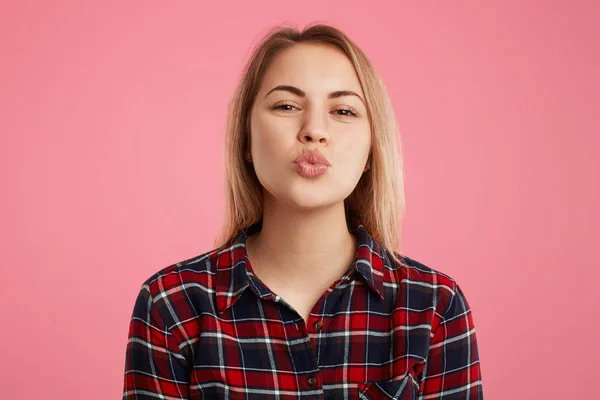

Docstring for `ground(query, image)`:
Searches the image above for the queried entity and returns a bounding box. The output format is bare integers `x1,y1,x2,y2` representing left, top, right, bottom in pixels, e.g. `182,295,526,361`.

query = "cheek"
251,114,289,151
250,120,271,158
249,122,292,183
251,117,297,159
338,134,371,167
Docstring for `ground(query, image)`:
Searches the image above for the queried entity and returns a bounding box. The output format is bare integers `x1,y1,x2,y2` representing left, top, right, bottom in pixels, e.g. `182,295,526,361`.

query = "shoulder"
395,254,459,293
131,244,230,329
126,245,228,365
140,246,222,296
385,251,466,319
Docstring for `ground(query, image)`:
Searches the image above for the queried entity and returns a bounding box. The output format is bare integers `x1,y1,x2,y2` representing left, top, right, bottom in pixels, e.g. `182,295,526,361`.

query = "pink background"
1,1,598,398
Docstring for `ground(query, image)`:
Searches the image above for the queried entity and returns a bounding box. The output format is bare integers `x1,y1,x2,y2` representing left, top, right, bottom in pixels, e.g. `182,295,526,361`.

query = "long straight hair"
214,23,407,266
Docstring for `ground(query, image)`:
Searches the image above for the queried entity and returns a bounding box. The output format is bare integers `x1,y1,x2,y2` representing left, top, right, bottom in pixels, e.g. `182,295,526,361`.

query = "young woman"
123,23,483,399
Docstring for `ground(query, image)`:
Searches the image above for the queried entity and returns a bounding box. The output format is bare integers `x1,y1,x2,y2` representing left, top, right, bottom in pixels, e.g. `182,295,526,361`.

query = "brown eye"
334,107,359,117
272,102,298,111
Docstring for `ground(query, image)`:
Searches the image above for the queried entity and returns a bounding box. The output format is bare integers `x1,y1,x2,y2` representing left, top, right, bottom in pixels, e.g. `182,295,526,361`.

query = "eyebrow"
264,85,365,105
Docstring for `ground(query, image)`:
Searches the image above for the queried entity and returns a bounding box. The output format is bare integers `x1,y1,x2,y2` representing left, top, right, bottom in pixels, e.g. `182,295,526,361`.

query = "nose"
297,109,330,144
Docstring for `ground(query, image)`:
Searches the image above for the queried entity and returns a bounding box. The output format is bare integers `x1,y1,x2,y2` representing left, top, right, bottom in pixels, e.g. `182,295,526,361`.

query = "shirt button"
307,376,318,387
313,320,324,331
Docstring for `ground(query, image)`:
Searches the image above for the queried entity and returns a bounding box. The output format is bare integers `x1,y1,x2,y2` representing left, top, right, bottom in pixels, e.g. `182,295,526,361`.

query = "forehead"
259,43,364,97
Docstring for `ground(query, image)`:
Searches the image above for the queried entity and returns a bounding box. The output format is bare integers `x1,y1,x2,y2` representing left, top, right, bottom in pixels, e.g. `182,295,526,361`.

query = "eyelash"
273,102,359,118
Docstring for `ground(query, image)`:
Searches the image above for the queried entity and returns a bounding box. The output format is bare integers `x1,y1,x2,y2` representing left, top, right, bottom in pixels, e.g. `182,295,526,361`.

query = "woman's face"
249,43,371,211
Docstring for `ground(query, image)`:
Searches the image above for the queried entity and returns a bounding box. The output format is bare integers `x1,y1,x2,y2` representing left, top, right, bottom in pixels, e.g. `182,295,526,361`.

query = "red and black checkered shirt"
123,218,483,399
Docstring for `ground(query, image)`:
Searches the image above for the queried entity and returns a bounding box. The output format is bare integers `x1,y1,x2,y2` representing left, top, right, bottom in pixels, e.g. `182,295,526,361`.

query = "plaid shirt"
123,218,483,399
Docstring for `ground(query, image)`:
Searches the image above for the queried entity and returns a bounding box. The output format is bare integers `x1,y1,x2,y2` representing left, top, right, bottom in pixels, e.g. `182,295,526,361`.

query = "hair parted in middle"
215,22,407,266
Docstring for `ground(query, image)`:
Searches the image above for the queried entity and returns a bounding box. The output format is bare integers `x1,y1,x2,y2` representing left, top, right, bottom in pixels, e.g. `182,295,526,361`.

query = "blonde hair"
214,22,407,266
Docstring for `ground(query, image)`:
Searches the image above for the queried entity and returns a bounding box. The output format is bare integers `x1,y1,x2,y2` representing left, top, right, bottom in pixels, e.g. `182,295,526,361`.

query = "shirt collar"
215,216,387,314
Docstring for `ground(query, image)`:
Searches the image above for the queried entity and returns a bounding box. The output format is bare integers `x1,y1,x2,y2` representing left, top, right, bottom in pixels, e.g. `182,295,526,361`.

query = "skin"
245,42,372,323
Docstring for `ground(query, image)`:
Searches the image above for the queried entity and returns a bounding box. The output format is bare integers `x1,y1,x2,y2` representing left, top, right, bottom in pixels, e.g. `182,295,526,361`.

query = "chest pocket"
357,373,419,400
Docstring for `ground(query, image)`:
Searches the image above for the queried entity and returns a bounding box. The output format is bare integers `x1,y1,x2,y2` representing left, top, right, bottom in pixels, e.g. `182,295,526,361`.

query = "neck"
246,192,357,286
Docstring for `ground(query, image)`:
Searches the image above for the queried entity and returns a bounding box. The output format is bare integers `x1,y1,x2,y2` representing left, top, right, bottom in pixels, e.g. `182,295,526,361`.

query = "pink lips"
293,150,331,178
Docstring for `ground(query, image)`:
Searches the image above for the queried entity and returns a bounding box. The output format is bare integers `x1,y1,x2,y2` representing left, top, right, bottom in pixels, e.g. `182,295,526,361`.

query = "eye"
272,102,298,112
333,107,359,118
271,103,360,118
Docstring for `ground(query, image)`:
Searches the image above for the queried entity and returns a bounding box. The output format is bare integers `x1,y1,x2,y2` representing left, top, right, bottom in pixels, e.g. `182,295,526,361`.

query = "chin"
286,188,345,211
262,175,355,211
288,197,332,211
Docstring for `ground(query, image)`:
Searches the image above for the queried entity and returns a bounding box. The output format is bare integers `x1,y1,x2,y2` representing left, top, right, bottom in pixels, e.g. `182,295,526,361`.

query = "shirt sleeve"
418,283,484,399
123,284,190,399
